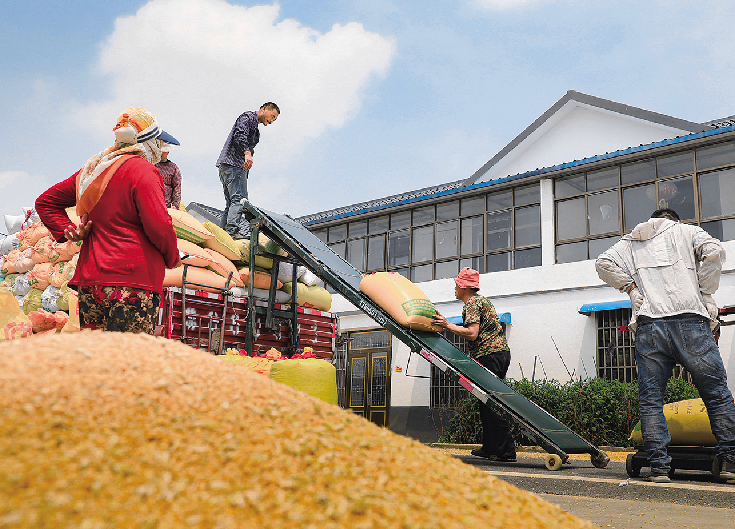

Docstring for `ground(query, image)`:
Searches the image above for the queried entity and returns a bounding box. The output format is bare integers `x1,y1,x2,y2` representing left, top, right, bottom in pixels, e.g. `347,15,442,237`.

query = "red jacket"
35,156,179,295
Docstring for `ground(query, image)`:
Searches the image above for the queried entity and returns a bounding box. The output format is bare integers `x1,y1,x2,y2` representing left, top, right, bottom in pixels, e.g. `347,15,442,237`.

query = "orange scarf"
75,155,136,216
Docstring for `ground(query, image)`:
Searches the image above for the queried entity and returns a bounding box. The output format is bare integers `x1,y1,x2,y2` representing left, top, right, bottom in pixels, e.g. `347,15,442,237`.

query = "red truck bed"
157,287,337,359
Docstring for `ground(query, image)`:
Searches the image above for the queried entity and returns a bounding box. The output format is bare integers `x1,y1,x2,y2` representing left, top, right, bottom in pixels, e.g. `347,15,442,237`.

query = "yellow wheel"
545,454,563,471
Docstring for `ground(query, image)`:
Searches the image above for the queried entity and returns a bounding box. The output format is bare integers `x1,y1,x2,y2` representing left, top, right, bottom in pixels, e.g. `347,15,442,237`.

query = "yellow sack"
360,272,442,331
60,292,80,333
177,239,217,269
281,282,331,312
205,249,245,287
0,287,32,340
628,398,731,446
168,209,214,244
237,237,274,269
202,222,242,262
269,359,338,405
164,266,232,293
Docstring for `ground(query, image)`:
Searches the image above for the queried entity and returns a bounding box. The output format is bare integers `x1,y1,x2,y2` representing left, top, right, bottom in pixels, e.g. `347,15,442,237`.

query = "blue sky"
2,0,735,223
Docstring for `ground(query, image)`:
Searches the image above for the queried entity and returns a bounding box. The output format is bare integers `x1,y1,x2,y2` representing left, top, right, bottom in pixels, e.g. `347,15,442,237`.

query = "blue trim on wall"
448,312,511,325
578,300,631,313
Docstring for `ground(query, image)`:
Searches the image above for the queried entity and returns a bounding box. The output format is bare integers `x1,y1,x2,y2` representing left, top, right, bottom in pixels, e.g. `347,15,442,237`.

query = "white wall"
332,239,735,407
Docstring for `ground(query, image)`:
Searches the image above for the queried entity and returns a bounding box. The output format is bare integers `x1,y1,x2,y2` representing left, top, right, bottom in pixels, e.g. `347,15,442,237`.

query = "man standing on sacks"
596,208,735,483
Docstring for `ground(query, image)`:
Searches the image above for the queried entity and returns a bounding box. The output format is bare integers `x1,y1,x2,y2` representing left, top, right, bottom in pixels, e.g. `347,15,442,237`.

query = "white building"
297,91,735,441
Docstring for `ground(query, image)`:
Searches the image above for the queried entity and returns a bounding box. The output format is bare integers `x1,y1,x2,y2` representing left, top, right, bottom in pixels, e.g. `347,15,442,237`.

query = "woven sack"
168,209,214,244
177,239,217,268
360,272,442,331
281,282,332,312
204,249,244,287
164,266,233,293
239,268,282,290
202,222,242,262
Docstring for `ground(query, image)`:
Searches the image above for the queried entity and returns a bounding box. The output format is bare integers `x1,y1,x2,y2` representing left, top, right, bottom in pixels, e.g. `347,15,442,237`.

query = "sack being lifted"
360,272,442,332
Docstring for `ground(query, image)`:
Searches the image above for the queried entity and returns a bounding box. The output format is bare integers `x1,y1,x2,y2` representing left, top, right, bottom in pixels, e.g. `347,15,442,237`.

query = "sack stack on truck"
164,208,332,311
0,207,81,340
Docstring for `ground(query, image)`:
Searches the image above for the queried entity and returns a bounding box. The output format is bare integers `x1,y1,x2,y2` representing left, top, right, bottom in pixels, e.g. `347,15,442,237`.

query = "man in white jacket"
596,208,735,483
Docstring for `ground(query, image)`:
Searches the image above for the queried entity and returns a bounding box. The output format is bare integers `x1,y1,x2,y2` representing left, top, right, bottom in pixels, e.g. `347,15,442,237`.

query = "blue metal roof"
298,124,735,227
578,300,630,313
448,312,511,325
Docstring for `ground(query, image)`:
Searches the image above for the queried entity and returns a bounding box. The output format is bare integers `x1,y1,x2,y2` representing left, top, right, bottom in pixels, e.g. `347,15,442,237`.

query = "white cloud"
71,0,395,212
0,171,27,190
471,0,554,11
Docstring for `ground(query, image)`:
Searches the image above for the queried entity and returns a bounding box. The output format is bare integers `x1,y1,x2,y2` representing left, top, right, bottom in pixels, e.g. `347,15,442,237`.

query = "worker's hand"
244,152,253,170
702,294,719,331
431,313,449,329
628,285,644,313
63,213,92,242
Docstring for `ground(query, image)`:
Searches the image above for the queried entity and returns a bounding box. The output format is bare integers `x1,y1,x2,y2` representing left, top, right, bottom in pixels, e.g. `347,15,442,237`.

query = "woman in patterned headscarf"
35,107,180,334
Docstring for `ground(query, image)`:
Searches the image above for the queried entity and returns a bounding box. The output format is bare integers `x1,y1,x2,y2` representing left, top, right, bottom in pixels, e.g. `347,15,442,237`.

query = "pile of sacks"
0,208,81,339
166,209,331,311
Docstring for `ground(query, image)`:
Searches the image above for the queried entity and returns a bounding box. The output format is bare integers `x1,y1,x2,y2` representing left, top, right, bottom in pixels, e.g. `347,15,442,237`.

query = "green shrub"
439,378,700,447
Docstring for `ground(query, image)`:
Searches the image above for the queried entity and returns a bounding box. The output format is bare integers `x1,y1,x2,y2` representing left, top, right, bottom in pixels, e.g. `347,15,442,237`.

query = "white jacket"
596,218,725,331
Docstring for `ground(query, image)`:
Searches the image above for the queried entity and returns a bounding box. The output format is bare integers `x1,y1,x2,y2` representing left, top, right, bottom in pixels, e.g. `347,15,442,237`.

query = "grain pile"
0,332,595,529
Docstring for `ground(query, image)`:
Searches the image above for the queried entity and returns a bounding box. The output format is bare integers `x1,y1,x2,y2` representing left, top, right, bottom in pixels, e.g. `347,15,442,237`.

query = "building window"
334,337,347,408
430,331,469,408
311,181,542,281
555,140,735,264
596,309,636,383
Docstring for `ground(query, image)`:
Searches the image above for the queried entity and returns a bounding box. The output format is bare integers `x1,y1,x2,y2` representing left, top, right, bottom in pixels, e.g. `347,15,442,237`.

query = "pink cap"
455,267,480,290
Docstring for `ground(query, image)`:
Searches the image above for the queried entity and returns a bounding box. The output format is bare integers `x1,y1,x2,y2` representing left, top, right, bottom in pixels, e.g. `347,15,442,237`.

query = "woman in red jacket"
35,107,180,334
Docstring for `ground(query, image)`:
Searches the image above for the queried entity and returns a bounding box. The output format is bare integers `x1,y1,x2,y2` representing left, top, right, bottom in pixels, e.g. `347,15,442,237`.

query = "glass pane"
514,247,542,269
700,168,735,219
697,142,735,171
368,215,389,234
486,252,511,272
313,229,328,243
555,175,585,198
350,358,366,407
367,235,385,271
461,196,485,216
388,231,410,266
589,236,619,259
412,226,433,262
657,151,693,178
328,224,346,243
393,267,409,279
621,160,655,185
514,184,539,206
556,241,587,264
658,175,694,220
348,220,367,238
436,220,459,259
436,200,459,220
588,190,619,235
329,242,346,258
370,356,387,407
701,218,735,242
347,239,365,271
515,205,540,247
391,211,411,230
461,216,484,255
460,257,484,274
413,206,434,226
556,197,586,241
487,190,512,211
487,210,511,250
623,184,657,231
435,260,459,280
411,263,433,283
587,167,618,191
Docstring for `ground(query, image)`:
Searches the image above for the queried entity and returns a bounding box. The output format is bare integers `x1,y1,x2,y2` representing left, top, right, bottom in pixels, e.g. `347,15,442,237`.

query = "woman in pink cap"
432,267,516,462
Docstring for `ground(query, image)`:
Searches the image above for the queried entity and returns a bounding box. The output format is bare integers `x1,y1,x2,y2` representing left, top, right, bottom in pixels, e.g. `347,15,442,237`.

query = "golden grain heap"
0,331,595,529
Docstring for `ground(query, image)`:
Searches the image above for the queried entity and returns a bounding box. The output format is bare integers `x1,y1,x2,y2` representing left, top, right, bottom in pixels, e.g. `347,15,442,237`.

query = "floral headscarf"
76,108,165,215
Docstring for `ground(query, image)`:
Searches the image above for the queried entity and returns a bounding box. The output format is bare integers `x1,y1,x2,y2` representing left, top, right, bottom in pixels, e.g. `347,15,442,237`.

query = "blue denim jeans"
218,164,249,236
635,315,735,474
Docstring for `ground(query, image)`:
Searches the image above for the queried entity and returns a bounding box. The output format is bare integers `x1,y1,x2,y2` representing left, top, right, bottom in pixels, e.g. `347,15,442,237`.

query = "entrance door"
346,330,391,426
